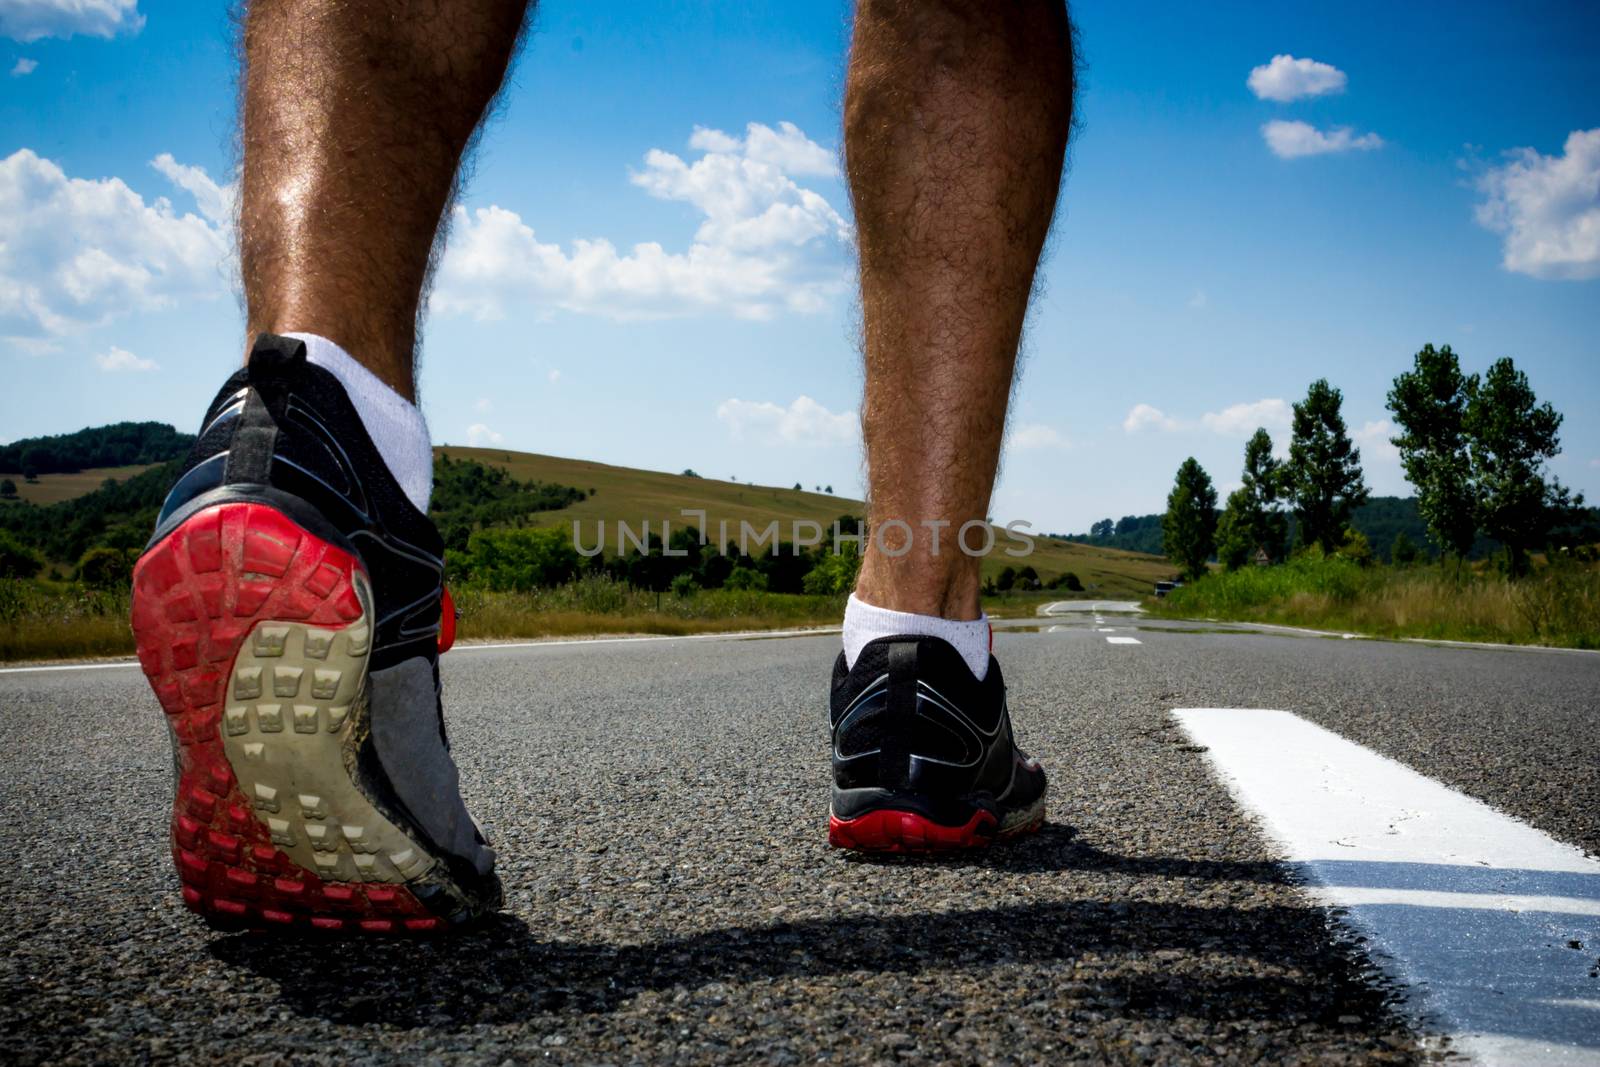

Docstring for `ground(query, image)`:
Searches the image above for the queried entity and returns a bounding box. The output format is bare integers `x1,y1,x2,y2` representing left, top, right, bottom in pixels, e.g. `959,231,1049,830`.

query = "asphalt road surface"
3,614,1597,1065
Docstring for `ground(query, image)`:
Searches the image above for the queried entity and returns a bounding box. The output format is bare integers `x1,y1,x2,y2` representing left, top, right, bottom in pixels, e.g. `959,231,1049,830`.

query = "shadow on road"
843,824,1303,884
210,836,1393,1034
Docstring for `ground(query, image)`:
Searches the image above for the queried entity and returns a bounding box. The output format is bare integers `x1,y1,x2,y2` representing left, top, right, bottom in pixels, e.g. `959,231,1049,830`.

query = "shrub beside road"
1148,553,1600,650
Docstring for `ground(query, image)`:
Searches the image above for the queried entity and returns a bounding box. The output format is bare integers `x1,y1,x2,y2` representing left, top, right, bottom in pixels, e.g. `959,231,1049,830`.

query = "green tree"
1053,571,1083,592
1388,344,1477,567
0,530,44,579
0,478,15,499
1390,530,1420,565
995,566,1018,591
802,540,862,595
724,565,768,591
1090,518,1114,539
461,527,579,591
1216,428,1288,570
1243,429,1288,560
1286,379,1369,553
1464,357,1582,576
1215,488,1255,571
1162,457,1217,580
76,546,133,589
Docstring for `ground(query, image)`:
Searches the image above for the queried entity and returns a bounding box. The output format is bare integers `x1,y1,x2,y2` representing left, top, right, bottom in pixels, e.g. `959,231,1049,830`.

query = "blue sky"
2,0,1596,533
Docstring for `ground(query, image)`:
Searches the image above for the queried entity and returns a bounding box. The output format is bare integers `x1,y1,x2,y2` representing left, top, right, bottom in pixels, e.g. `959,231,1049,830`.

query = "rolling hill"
441,446,1173,597
0,426,1173,598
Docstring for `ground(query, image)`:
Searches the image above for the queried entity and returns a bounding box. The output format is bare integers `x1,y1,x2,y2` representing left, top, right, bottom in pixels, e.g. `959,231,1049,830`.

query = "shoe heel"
828,798,1046,853
828,807,999,852
132,502,443,933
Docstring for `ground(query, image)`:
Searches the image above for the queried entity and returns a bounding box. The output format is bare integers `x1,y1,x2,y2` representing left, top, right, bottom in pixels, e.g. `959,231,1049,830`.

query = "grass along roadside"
1,576,1095,663
1146,554,1600,650
0,578,848,662
450,579,846,641
0,581,134,662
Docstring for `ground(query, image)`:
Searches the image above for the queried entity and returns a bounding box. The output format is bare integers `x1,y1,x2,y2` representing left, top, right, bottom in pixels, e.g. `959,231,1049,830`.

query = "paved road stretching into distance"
2,611,1597,1064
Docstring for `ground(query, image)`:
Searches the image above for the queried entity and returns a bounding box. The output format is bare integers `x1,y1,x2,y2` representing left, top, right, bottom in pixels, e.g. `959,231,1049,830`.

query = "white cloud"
1590,458,1600,469
716,395,856,447
1009,423,1070,451
1,0,143,42
1247,55,1348,102
432,121,851,322
474,397,491,412
1354,418,1400,465
466,423,504,447
1473,128,1600,281
1200,398,1291,436
1187,289,1208,310
1262,120,1383,159
0,149,233,342
1124,398,1294,442
10,56,36,75
94,344,155,372
1123,403,1180,433
687,127,741,154
1354,418,1405,492
151,152,235,225
547,368,561,384
738,120,840,178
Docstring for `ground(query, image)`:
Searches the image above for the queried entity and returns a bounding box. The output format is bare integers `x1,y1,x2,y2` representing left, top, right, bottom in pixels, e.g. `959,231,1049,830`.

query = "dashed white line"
1174,707,1600,1067
1105,636,1141,645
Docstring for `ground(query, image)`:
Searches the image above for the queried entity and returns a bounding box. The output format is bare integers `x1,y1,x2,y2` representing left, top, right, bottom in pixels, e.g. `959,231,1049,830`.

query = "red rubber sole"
132,503,441,933
828,805,1044,853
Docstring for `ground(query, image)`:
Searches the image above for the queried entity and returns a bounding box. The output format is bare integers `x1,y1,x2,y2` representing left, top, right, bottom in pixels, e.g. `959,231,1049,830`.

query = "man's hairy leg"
239,0,530,400
847,0,1074,620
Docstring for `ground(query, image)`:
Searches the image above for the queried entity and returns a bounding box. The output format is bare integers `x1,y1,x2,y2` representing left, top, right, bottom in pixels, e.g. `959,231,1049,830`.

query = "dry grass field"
5,464,156,505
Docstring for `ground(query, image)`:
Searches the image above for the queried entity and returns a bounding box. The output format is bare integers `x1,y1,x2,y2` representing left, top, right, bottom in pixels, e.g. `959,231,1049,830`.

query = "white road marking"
453,626,842,653
1039,600,1144,616
1173,708,1600,1067
0,659,141,676
1096,627,1116,633
0,625,848,676
1105,636,1141,645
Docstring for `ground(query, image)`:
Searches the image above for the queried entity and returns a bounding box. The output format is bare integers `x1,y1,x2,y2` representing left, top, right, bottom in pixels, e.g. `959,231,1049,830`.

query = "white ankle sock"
842,593,992,680
285,332,433,513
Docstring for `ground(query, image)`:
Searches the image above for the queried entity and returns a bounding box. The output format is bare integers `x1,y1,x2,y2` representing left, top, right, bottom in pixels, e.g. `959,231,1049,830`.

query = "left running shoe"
131,334,501,932
828,634,1047,852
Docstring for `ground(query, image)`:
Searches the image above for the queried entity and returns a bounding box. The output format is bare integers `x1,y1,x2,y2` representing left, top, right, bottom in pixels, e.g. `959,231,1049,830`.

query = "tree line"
1159,347,1586,580
0,449,876,598
0,422,194,479
1068,497,1502,564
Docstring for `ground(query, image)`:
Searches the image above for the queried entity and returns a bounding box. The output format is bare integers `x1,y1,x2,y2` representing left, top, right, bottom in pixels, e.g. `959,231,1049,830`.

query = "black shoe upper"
152,334,445,672
148,334,499,911
830,635,1046,824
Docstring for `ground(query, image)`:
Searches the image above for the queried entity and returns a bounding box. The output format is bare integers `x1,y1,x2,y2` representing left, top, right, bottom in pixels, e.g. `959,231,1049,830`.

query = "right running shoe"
828,634,1047,852
131,334,501,932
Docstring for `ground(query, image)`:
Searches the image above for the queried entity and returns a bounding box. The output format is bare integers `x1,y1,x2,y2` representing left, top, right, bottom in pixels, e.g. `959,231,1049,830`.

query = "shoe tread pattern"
132,503,444,933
